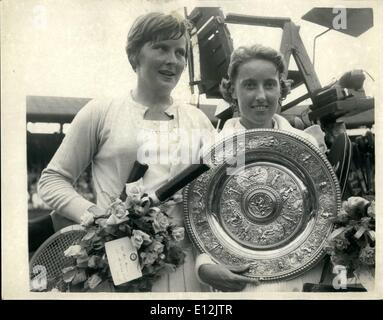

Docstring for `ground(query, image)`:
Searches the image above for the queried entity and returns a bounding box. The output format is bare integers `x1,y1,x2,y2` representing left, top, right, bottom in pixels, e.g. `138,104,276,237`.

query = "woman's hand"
198,263,259,292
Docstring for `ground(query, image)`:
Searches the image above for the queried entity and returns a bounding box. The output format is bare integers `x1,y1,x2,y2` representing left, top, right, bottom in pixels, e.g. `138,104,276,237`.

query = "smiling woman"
195,44,327,292
232,59,281,129
217,44,319,147
37,12,214,292
126,12,189,117
133,37,187,119
220,45,290,130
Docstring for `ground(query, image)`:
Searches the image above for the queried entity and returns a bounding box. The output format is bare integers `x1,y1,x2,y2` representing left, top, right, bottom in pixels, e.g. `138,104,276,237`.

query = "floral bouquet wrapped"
325,196,375,284
52,179,186,292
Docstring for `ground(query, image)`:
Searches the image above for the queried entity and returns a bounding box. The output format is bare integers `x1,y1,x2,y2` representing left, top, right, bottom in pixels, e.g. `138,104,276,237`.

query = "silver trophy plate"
184,129,341,281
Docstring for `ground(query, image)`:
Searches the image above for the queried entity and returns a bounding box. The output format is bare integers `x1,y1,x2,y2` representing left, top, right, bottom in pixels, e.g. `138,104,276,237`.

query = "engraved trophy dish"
184,129,341,281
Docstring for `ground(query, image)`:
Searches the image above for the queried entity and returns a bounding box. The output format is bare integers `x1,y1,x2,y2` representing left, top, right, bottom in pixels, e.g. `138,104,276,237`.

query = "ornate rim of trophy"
184,129,341,282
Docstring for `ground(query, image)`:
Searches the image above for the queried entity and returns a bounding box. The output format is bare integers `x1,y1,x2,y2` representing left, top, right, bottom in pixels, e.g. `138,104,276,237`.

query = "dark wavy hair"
220,44,289,106
126,12,189,71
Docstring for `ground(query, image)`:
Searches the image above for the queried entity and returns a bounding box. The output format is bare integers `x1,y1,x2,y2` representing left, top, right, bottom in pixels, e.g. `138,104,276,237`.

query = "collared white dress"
38,94,214,292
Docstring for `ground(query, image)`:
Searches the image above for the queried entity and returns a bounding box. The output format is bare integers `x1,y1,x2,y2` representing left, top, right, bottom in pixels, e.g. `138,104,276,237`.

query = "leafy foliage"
325,197,375,277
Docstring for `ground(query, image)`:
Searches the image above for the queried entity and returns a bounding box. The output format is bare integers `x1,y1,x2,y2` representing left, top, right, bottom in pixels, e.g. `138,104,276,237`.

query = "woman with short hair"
196,44,326,292
38,12,214,292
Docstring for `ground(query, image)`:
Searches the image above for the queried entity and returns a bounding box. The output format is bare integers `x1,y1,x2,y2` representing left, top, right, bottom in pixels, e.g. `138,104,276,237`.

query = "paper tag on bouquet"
105,237,142,285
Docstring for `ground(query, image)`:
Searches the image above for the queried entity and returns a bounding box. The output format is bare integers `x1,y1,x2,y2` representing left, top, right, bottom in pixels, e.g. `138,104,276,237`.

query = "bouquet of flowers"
325,196,375,280
51,179,186,292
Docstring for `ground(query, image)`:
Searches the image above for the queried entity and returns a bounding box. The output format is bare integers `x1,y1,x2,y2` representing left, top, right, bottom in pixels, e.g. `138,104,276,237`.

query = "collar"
128,91,177,119
231,117,279,130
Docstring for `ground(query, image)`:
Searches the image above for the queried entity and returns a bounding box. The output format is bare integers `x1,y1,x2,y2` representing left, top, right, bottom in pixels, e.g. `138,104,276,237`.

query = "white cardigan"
38,94,214,292
38,95,213,224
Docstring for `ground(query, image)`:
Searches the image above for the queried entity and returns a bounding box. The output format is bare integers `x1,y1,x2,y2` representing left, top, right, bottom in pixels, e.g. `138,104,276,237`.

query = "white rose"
151,212,169,233
106,212,129,226
125,178,144,207
64,245,86,258
151,241,164,254
95,218,108,228
109,199,128,219
131,230,152,249
172,227,185,242
343,197,369,212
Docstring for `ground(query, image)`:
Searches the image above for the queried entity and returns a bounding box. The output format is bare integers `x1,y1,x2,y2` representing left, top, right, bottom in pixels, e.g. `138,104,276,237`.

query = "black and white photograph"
2,0,382,299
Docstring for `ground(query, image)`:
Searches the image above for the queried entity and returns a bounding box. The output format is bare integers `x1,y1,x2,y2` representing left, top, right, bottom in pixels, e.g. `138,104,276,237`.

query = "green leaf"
76,255,89,268
82,229,97,241
72,269,87,285
88,255,101,269
118,224,127,232
92,239,105,250
62,266,76,274
63,268,77,283
79,240,91,248
105,226,118,235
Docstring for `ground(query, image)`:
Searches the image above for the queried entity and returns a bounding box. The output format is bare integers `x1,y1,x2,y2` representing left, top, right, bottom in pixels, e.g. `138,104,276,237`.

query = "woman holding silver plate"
195,44,329,292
